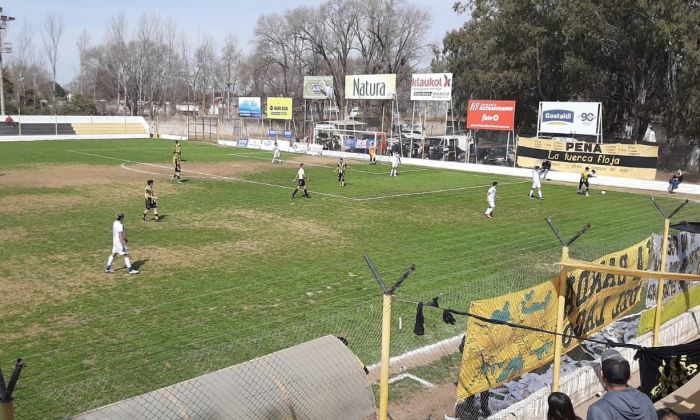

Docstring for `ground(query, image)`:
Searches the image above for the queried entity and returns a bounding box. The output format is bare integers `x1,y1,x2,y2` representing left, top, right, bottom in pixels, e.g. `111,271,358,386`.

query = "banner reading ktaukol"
344,74,396,100
466,100,516,131
410,73,452,101
456,237,652,398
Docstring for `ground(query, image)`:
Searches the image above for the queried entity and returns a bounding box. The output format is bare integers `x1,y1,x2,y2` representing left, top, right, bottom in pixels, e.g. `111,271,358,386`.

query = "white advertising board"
537,102,601,136
410,73,452,101
344,74,396,100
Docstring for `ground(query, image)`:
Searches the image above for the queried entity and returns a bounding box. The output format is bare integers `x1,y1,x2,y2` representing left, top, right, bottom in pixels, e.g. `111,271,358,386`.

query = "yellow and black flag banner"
516,137,658,180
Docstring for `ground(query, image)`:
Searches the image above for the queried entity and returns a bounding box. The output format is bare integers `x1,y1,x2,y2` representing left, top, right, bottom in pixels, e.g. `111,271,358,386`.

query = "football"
601,191,607,195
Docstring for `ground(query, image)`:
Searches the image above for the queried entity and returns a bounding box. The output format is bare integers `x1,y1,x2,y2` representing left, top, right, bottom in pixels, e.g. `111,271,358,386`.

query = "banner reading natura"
344,74,396,100
516,137,658,180
456,237,651,398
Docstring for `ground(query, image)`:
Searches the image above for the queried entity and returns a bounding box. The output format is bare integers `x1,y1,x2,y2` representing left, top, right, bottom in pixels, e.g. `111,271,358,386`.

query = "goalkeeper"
143,179,160,221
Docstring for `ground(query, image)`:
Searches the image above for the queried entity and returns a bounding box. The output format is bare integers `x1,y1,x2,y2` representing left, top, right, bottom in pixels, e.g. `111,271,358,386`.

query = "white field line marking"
388,373,435,388
355,179,529,201
367,334,463,373
119,163,210,178
225,152,420,175
69,150,355,201
72,150,524,202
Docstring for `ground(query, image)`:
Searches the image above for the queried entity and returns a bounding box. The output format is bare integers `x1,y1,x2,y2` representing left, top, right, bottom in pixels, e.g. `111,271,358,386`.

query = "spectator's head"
547,392,577,420
601,349,631,388
657,408,681,420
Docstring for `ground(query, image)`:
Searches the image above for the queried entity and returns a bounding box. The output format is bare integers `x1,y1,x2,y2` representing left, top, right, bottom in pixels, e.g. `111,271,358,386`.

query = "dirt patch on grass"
389,381,459,420
194,208,340,243
0,164,144,188
0,227,27,241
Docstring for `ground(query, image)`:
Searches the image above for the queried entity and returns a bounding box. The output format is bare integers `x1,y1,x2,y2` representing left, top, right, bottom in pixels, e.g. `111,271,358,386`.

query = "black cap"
601,349,630,385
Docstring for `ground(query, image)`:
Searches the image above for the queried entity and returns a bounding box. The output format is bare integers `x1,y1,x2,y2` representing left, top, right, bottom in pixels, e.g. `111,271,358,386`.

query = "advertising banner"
516,137,658,180
457,238,651,398
645,232,700,308
345,74,396,100
266,97,293,120
538,102,601,136
238,97,261,118
466,100,516,131
303,76,335,100
410,73,453,101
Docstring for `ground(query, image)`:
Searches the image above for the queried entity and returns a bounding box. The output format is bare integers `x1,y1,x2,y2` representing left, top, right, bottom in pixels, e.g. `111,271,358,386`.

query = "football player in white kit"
529,165,543,200
105,212,139,274
390,152,401,176
271,142,282,164
484,181,498,219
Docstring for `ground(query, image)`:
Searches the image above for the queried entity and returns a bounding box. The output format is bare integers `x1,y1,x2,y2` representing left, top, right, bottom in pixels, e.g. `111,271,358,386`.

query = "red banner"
466,100,516,131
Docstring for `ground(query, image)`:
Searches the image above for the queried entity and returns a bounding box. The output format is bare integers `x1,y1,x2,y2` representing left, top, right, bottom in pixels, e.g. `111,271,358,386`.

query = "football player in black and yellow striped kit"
143,179,159,221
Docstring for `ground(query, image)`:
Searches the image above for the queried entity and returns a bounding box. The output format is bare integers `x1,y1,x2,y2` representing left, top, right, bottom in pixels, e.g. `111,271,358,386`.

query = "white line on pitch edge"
354,180,529,201
69,150,356,201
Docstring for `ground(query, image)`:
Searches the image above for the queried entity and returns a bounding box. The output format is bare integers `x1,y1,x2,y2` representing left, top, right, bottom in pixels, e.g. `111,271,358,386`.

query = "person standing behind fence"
484,181,498,219
547,392,581,420
292,163,310,198
587,349,656,420
171,152,182,183
105,212,139,274
272,142,282,164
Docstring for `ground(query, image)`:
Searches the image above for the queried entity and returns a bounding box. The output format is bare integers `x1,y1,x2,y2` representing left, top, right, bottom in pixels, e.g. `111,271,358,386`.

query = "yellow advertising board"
638,285,700,335
266,97,293,120
456,238,652,398
516,137,658,180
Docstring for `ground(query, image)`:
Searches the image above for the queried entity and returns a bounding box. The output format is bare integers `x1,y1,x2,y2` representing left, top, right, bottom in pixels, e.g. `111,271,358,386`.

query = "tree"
41,13,64,102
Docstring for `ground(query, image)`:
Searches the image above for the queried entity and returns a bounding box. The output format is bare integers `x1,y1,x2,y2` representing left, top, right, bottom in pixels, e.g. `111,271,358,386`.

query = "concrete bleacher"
0,116,150,141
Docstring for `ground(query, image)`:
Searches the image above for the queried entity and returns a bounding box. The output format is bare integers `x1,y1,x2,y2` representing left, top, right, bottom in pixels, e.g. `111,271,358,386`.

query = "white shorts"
392,163,398,168
112,244,128,255
532,180,541,189
487,199,495,209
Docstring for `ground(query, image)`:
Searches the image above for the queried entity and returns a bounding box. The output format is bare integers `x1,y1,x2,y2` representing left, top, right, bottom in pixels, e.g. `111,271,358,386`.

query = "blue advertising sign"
284,130,293,139
238,97,262,118
268,130,277,138
237,138,249,148
345,137,357,149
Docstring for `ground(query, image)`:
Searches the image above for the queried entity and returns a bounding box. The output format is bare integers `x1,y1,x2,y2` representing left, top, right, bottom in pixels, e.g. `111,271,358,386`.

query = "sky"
3,0,467,86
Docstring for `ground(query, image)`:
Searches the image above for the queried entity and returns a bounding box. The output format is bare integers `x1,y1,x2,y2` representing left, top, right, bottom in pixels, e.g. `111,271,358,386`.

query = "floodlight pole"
545,218,591,392
650,197,689,346
364,254,415,420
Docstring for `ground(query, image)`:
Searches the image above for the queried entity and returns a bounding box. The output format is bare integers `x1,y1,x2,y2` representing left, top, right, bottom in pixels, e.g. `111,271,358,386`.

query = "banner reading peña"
516,137,658,180
456,237,651,398
344,74,396,100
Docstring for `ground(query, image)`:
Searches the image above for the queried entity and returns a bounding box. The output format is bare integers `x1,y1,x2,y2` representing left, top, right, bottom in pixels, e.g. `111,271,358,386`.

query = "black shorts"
298,179,306,187
145,198,157,209
338,172,345,181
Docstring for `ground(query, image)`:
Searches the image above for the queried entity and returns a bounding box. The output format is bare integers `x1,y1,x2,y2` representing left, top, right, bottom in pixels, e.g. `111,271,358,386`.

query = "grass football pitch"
0,138,696,417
